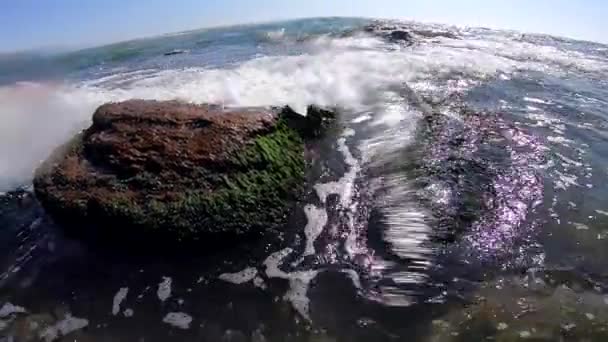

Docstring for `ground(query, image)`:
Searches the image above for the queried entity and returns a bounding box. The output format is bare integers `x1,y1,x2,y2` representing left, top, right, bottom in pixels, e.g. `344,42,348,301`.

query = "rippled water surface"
2,17,608,341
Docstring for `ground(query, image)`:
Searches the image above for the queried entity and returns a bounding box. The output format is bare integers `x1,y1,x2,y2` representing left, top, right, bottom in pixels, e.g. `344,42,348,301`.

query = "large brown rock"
34,100,335,246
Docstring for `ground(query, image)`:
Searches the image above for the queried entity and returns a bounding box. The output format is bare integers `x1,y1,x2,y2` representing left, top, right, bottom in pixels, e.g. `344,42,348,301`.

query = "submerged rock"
363,20,459,44
363,22,414,44
163,49,188,56
34,100,335,246
426,272,608,341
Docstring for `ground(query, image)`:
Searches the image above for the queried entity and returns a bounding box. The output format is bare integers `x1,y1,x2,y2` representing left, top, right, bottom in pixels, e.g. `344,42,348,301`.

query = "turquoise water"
2,17,608,341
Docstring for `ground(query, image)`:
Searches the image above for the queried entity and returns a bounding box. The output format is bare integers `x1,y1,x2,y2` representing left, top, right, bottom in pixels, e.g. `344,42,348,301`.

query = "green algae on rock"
33,100,335,245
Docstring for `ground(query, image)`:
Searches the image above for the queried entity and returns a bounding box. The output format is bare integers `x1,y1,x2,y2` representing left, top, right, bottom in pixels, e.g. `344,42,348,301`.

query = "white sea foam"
112,287,129,316
262,28,286,42
302,205,328,256
218,267,258,284
0,83,99,192
352,113,372,123
263,248,320,320
524,96,551,104
157,276,172,302
314,134,360,208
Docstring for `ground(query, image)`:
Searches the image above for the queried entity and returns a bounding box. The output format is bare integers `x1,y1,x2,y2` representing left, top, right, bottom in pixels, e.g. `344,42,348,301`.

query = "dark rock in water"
388,30,413,43
33,100,335,246
163,49,188,56
364,21,459,44
280,105,337,139
363,23,395,33
363,25,376,33
363,23,414,44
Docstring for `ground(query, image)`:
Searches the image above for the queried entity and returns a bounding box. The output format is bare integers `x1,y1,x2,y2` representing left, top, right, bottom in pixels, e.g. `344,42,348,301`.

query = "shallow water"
2,17,608,341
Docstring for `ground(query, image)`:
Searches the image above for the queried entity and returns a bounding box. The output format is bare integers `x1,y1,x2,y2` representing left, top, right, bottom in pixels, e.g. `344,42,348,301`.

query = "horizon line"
1,15,605,55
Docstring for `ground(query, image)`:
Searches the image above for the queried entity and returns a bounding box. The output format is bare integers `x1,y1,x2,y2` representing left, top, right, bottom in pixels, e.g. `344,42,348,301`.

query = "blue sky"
1,0,606,52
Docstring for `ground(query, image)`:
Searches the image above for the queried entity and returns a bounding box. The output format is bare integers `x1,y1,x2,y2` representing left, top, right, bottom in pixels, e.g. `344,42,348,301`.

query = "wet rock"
363,24,378,33
34,100,336,246
164,49,188,56
280,105,337,139
363,23,414,44
363,23,397,33
389,30,413,43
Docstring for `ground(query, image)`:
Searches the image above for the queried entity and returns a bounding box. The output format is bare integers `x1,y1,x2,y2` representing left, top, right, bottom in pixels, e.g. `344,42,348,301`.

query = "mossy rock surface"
33,100,335,245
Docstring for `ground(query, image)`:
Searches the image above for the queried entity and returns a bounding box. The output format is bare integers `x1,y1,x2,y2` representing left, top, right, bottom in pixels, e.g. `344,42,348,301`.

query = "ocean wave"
0,27,573,192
